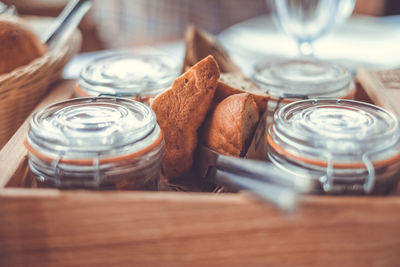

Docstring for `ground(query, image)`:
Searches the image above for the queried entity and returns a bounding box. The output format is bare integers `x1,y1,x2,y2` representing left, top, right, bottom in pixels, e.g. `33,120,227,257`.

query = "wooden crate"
1,79,399,267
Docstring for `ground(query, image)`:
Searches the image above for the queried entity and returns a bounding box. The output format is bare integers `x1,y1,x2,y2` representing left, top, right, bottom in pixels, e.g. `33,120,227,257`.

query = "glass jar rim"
27,97,159,162
253,59,353,99
25,131,163,166
267,134,400,169
79,52,179,97
266,86,356,105
268,99,400,169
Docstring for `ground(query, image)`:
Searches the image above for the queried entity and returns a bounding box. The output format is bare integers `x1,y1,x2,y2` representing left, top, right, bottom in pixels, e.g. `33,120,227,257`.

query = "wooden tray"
1,79,399,267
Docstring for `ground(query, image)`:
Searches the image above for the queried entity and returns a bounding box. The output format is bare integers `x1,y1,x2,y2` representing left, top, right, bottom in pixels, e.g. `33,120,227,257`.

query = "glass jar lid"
78,52,179,97
268,99,400,169
253,60,353,99
26,97,161,164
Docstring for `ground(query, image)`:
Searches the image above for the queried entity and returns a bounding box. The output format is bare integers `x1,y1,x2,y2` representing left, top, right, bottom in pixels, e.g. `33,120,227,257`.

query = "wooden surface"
1,79,400,266
357,68,400,118
1,189,400,267
0,80,75,188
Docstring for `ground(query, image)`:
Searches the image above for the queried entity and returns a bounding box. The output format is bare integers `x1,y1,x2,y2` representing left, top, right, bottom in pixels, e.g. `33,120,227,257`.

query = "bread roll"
0,16,46,75
151,55,220,179
214,73,268,114
201,93,260,157
182,26,242,75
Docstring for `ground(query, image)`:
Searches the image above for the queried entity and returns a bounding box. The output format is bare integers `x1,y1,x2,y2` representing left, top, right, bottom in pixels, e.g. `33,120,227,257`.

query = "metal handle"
215,153,311,192
216,169,298,212
196,146,311,211
43,0,92,47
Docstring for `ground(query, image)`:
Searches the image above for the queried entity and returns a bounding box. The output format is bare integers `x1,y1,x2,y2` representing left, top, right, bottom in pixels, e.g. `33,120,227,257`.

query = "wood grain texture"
0,80,75,188
1,189,399,267
357,68,400,118
1,79,400,267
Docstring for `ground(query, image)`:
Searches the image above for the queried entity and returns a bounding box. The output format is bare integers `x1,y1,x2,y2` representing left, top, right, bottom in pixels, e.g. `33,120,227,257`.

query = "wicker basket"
0,28,82,148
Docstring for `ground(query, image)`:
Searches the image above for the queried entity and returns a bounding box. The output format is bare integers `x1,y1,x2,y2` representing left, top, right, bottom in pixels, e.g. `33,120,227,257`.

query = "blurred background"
3,0,400,52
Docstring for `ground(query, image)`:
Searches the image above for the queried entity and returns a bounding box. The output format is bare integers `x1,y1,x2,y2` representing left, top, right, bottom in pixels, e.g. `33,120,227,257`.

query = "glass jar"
267,99,400,194
25,97,164,190
75,52,179,104
253,60,355,123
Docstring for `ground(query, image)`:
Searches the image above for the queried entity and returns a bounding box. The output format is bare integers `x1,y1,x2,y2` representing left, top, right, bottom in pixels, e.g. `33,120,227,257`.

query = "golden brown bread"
201,93,260,157
0,16,46,75
151,55,220,179
214,73,268,114
182,26,242,75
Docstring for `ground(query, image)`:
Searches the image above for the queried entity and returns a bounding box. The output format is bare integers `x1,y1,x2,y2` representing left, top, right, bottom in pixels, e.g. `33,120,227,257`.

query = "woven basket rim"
0,26,82,148
0,30,81,91
0,34,77,79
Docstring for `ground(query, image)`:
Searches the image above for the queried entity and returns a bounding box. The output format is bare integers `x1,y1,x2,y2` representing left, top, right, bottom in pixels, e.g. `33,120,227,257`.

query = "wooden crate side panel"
357,68,400,118
1,189,400,267
0,80,75,188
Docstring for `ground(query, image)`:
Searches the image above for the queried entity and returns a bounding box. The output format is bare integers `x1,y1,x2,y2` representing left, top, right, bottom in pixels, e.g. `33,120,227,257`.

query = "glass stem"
298,40,314,58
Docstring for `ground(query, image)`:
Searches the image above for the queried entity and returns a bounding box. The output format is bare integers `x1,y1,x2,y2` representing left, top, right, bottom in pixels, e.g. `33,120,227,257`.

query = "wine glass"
253,0,358,121
270,0,356,58
0,2,17,15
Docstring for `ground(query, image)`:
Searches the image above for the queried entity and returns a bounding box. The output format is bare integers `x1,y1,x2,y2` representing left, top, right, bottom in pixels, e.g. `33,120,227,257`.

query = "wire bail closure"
50,153,104,188
362,152,375,193
267,99,400,194
320,152,376,193
52,154,63,188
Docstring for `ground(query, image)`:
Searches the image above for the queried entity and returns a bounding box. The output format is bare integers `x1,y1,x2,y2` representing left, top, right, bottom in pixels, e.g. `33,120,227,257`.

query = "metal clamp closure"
320,153,375,193
50,153,104,188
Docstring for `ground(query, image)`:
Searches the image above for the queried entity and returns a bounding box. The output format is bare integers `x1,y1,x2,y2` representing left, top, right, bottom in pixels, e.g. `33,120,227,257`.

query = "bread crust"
151,55,220,179
214,73,268,114
201,93,260,157
182,26,242,75
0,17,46,75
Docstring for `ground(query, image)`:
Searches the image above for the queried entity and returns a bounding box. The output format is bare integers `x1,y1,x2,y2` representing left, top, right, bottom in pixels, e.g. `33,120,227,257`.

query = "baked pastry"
151,55,220,179
182,26,242,75
214,73,268,114
0,16,46,75
201,93,260,157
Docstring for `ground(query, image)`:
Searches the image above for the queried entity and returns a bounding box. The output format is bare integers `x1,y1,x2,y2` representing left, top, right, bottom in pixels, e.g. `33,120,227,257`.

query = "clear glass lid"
79,52,179,97
269,99,400,167
27,97,160,163
253,60,352,98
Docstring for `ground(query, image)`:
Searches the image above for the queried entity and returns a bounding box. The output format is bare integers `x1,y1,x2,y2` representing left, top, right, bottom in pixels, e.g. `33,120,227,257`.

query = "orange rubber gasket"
267,86,357,104
74,83,150,103
74,83,91,97
267,133,400,169
24,131,163,166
